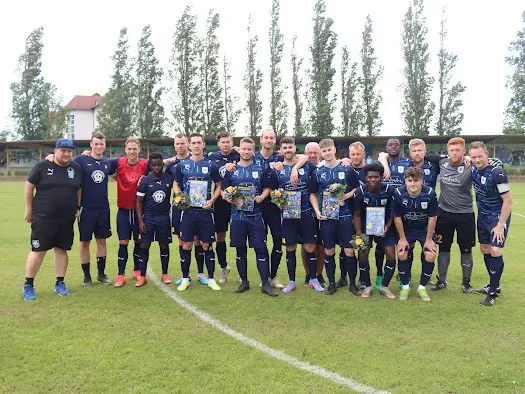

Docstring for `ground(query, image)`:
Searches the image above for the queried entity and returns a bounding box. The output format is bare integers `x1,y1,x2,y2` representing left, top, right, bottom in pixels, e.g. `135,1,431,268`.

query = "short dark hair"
189,132,204,142
405,166,423,180
280,136,295,145
149,152,163,162
91,131,105,141
216,131,232,141
363,162,384,177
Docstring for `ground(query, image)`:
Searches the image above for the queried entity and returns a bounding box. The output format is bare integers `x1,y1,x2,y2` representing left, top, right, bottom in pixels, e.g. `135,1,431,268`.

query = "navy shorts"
369,228,397,248
319,216,354,249
401,229,435,251
213,197,231,233
179,209,216,243
171,205,182,235
117,208,139,241
262,202,282,243
477,214,511,248
314,217,323,246
230,215,267,249
78,207,112,242
139,214,172,244
282,213,319,246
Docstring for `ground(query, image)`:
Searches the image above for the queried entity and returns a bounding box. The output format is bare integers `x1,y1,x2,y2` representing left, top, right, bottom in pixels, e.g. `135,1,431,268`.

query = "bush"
13,170,30,176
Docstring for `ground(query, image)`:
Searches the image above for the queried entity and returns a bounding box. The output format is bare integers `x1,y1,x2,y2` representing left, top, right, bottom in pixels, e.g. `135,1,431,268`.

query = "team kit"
23,130,512,307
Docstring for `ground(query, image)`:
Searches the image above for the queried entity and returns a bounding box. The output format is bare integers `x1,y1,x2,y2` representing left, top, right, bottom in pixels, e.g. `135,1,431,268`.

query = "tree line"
6,0,525,141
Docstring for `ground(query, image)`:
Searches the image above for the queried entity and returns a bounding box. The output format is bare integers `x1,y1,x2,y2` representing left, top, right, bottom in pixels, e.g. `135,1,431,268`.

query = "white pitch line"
512,212,525,218
148,269,390,394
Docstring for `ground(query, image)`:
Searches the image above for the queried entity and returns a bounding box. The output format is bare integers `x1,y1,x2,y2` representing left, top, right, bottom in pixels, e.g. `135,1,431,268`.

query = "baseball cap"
55,138,75,149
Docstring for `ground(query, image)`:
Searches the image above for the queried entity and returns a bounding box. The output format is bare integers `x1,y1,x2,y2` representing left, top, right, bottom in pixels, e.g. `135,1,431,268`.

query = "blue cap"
56,138,75,149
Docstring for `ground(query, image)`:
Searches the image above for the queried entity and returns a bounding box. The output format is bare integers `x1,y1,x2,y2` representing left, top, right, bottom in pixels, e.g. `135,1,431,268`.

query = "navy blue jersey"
137,172,174,215
74,155,117,209
413,160,440,188
351,165,366,186
392,185,439,230
222,163,271,217
354,183,394,223
173,158,221,202
384,157,412,188
309,162,360,218
208,150,241,178
253,151,283,171
472,165,509,218
165,154,191,176
275,162,315,214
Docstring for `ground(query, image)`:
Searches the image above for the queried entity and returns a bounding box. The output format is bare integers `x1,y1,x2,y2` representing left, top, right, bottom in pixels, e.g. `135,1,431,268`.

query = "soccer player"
173,133,222,291
392,167,438,301
208,131,240,283
23,139,82,300
112,137,151,287
309,138,361,295
135,153,173,287
274,137,324,293
74,132,116,286
300,142,326,287
222,137,276,296
166,134,208,286
469,142,512,306
353,162,397,299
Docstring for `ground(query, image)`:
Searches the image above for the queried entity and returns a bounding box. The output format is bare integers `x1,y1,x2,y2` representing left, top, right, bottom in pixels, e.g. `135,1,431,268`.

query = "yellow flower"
274,190,282,198
226,186,234,193
355,238,363,246
175,196,182,203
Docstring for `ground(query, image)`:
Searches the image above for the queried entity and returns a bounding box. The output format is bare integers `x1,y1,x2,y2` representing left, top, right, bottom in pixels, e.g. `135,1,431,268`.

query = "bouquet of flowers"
350,234,369,251
328,183,347,206
173,191,190,210
223,186,241,202
271,188,287,208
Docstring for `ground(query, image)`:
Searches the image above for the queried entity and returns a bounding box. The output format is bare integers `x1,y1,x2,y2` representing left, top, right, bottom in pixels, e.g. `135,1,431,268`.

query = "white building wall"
73,109,95,140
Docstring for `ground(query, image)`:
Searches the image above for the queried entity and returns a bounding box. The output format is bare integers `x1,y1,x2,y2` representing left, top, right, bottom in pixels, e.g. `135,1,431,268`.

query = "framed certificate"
321,191,339,219
283,191,301,219
189,180,208,207
366,207,385,235
237,185,256,212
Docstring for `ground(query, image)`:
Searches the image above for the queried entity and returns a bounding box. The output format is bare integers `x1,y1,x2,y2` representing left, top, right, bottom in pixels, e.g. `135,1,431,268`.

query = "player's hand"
290,167,299,186
139,221,146,233
254,195,265,204
340,157,351,167
316,212,327,221
225,163,236,172
272,162,284,172
489,158,503,167
75,209,80,219
423,239,436,254
203,200,213,210
397,239,409,254
24,210,32,223
463,155,471,168
82,150,91,156
232,198,243,208
491,224,506,244
232,146,240,153
45,154,54,162
383,166,391,180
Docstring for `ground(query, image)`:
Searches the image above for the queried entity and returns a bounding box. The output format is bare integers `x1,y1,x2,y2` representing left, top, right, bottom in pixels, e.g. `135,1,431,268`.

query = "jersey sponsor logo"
298,168,305,175
398,166,405,173
381,199,388,205
458,166,465,173
47,168,54,176
32,240,40,248
424,169,430,175
338,172,345,180
67,167,75,179
481,176,487,185
252,172,259,179
91,170,105,183
421,202,428,209
202,166,209,174
152,190,166,203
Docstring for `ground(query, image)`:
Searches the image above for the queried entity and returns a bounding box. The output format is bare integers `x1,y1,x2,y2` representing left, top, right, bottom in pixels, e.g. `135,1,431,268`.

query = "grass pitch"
1,181,524,393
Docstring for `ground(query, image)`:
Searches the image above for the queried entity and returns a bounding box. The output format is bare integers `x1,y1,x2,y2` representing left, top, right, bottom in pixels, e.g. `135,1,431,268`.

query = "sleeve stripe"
136,192,146,197
497,183,510,194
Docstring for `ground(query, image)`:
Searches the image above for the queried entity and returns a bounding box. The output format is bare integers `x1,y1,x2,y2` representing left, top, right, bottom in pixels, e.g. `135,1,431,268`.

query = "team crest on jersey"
153,190,166,203
481,176,486,184
421,202,428,209
32,240,40,248
398,166,405,173
202,166,209,174
219,166,227,178
338,172,345,180
381,199,388,205
458,166,465,174
424,169,430,175
91,170,105,183
67,167,75,179
298,168,305,175
402,198,408,206
252,172,258,179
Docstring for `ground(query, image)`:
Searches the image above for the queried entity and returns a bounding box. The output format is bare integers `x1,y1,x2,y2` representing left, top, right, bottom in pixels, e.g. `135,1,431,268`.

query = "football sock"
306,251,318,281
216,241,227,269
160,247,170,275
56,277,64,286
358,257,371,286
181,248,191,278
236,247,248,282
420,260,434,286
286,250,297,282
339,253,347,280
382,260,397,286
487,255,504,296
139,248,150,277
81,263,91,277
118,244,128,275
375,249,385,276
325,254,336,284
460,253,473,281
437,251,451,283
96,256,106,276
204,249,216,279
133,242,141,271
194,245,205,274
25,277,34,287
270,248,283,279
346,255,358,286
255,248,270,286
398,259,410,286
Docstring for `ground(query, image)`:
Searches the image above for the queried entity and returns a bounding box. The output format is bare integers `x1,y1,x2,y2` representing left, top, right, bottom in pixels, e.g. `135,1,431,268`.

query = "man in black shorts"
23,139,82,300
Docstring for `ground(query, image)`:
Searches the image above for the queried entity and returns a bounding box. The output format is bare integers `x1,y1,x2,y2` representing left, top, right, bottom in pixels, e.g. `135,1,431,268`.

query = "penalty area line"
512,212,525,218
148,269,390,394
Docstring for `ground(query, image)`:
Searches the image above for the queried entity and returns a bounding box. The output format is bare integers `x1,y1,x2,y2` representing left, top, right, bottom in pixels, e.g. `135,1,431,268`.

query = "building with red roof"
64,93,102,140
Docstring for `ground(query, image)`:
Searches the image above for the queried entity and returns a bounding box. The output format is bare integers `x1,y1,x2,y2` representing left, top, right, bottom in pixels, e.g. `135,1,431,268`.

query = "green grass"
1,181,524,393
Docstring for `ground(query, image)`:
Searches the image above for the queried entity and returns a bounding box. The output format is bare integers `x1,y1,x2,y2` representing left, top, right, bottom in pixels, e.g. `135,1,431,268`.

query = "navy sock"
81,263,91,277
25,277,34,287
375,249,385,276
96,256,106,276
306,251,318,281
270,248,283,279
181,248,191,278
285,250,297,282
382,260,396,286
398,259,410,285
133,243,141,271
216,241,227,269
325,254,336,284
407,248,414,280
160,247,170,275
139,248,149,277
255,248,270,286
420,260,434,286
483,253,491,273
339,253,347,280
195,245,205,274
55,277,64,286
346,255,358,285
205,249,216,279
358,258,371,286
236,246,248,281
118,244,128,275
488,255,504,295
